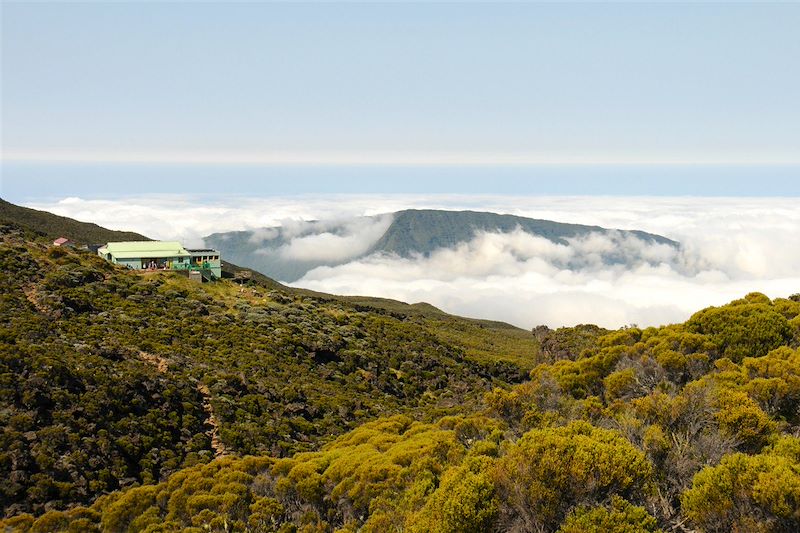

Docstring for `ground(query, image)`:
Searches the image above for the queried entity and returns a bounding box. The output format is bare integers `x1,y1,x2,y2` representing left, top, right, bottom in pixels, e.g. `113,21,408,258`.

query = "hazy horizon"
3,162,800,202
4,2,799,177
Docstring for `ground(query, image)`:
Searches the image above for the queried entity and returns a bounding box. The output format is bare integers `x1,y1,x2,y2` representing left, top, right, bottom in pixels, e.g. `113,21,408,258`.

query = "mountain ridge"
0,198,150,244
368,208,677,257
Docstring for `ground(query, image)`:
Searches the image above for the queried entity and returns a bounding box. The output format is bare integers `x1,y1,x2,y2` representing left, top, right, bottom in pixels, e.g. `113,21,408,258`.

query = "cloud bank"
267,215,394,263
26,195,800,329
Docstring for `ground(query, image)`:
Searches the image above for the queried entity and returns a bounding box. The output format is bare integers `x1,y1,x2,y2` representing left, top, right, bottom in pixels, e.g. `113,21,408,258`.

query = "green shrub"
410,456,498,533
687,297,792,361
494,421,653,531
558,496,660,533
682,437,800,532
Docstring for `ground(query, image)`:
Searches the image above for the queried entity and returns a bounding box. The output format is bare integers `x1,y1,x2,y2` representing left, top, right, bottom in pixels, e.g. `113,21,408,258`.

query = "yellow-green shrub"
682,437,800,532
557,496,660,533
410,456,499,533
686,297,792,362
494,421,653,531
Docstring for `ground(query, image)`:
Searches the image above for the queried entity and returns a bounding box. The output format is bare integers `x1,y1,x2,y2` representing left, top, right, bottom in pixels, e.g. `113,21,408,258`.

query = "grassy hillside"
223,251,541,370
0,199,533,367
0,222,534,518
4,284,799,532
0,198,149,244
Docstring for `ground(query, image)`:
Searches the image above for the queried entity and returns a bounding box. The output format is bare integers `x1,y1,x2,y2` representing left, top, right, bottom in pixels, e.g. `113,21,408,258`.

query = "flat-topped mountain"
368,209,676,255
204,208,679,282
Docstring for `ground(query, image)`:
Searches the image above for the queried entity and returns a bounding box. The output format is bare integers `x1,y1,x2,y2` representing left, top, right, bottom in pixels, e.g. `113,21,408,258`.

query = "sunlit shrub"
494,421,653,531
682,437,800,532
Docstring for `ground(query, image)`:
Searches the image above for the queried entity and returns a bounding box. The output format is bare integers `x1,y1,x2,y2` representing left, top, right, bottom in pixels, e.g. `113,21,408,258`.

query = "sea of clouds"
250,215,394,263
27,195,800,329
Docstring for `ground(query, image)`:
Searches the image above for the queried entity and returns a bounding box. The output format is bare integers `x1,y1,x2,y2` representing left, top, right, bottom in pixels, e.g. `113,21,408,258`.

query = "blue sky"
2,1,799,199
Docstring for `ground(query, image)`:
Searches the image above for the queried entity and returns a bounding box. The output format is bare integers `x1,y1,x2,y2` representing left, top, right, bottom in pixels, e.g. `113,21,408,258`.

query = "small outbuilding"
53,237,72,247
187,249,223,279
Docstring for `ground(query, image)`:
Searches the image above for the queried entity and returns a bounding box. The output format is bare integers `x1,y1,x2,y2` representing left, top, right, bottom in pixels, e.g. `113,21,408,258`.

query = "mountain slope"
0,199,514,328
0,198,149,244
5,287,799,532
205,208,679,282
0,220,536,517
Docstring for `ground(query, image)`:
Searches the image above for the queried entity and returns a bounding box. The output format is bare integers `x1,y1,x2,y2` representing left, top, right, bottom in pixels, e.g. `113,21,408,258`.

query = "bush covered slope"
2,221,800,532
0,223,533,518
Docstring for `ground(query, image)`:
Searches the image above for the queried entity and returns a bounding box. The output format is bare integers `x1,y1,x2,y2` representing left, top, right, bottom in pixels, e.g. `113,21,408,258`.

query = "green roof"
100,241,190,259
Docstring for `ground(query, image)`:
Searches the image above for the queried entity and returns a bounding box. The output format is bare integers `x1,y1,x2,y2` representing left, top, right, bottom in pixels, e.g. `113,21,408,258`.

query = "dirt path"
135,352,226,457
197,383,228,457
137,351,169,373
22,285,50,315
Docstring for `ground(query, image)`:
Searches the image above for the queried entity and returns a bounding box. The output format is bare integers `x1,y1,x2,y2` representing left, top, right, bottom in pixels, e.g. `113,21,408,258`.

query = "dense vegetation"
2,215,800,532
0,222,532,518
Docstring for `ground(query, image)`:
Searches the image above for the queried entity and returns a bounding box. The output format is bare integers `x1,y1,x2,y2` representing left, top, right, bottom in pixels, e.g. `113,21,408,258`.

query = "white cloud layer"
272,215,393,262
26,195,800,329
